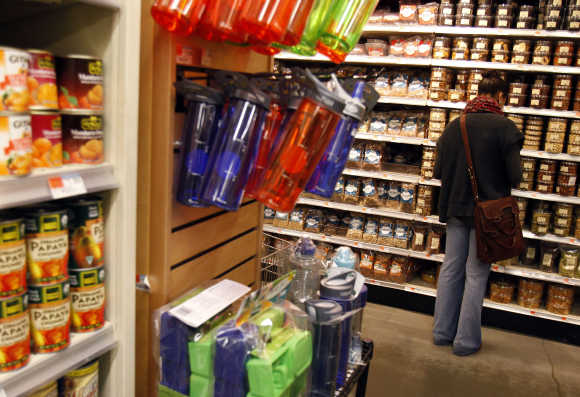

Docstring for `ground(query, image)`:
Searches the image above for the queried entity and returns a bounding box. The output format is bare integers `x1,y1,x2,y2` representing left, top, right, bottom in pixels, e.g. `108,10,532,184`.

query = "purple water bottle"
201,76,271,211
175,80,224,207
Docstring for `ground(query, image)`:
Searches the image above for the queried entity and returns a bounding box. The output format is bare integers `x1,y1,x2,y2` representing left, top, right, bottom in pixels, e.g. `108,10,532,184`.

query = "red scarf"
463,96,504,116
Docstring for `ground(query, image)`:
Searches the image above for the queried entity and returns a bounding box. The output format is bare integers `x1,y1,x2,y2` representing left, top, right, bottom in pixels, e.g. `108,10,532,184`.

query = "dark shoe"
433,337,453,346
453,345,481,356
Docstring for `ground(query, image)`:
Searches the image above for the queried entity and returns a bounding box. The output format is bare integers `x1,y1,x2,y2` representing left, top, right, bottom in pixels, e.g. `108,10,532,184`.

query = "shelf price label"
48,173,87,199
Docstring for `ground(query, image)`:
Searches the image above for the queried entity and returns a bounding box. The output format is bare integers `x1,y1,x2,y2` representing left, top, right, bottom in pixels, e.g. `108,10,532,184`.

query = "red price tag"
48,176,64,189
562,317,567,321
530,310,536,315
48,173,87,199
492,265,499,271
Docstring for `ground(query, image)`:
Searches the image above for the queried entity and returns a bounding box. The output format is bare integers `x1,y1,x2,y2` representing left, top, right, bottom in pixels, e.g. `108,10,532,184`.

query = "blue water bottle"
202,77,270,211
305,76,366,198
175,80,224,207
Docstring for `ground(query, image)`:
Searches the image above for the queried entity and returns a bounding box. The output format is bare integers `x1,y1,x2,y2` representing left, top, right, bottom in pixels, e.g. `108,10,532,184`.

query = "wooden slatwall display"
137,3,271,395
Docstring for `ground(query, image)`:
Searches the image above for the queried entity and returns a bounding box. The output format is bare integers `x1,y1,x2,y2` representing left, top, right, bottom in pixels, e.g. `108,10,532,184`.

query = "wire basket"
260,232,295,286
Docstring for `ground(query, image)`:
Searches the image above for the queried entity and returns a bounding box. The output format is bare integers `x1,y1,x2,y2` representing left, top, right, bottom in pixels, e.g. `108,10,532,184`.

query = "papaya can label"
56,55,103,111
0,47,30,112
0,293,30,372
31,111,62,169
61,112,104,165
69,199,104,268
71,267,105,333
64,360,99,397
28,50,58,110
26,380,58,397
25,209,69,285
0,218,26,297
0,112,33,176
28,281,71,353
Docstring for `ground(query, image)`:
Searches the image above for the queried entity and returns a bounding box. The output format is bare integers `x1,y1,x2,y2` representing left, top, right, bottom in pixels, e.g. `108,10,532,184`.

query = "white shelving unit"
365,278,580,326
0,323,116,397
363,24,580,39
0,1,140,396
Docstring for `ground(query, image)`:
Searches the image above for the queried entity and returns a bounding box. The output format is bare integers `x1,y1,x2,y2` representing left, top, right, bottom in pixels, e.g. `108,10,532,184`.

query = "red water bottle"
196,0,246,43
236,0,298,44
151,0,207,36
256,70,346,212
278,0,316,47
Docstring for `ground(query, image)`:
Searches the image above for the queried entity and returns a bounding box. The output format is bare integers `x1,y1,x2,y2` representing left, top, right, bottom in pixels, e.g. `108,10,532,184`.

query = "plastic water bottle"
287,238,321,309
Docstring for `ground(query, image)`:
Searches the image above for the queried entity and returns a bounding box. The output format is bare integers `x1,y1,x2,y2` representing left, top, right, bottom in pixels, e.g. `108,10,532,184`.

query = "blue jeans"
433,217,491,355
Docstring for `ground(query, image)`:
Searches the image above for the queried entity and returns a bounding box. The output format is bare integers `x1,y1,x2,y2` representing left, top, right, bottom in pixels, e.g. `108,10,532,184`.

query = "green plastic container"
290,0,335,56
317,0,379,63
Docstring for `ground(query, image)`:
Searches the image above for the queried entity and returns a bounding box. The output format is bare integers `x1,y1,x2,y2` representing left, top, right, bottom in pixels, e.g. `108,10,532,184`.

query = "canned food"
30,111,62,169
0,48,30,112
69,198,104,268
0,293,30,372
27,50,58,110
70,267,105,333
0,112,32,176
56,55,103,111
63,360,99,397
28,281,70,353
26,380,58,397
25,209,68,285
0,218,26,298
61,112,104,164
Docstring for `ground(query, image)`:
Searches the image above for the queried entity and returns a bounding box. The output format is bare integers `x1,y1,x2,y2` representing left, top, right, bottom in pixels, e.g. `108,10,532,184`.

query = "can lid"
62,54,100,60
60,109,104,115
28,49,53,55
30,110,60,115
0,111,29,116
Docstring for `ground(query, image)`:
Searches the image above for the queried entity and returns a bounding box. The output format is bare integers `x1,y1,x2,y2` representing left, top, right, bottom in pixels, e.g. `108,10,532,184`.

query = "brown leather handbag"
460,114,525,264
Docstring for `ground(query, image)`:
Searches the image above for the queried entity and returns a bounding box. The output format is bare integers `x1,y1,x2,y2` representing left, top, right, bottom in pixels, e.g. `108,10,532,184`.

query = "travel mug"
175,80,224,207
290,0,335,56
317,0,379,63
256,70,345,212
305,77,366,198
151,0,208,36
202,79,270,211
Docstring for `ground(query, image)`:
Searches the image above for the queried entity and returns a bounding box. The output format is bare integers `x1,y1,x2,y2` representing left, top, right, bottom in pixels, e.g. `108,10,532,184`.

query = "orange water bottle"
256,70,346,212
278,0,316,47
196,0,246,43
236,0,298,44
151,0,208,36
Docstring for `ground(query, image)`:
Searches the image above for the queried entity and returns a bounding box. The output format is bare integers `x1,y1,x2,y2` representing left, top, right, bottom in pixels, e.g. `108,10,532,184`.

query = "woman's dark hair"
478,71,508,96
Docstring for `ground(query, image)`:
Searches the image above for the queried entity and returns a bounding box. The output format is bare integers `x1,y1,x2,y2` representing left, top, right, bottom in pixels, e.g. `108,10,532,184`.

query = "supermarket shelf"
0,163,119,210
511,189,580,205
523,230,580,247
427,100,465,110
491,263,580,287
430,101,580,119
274,52,432,66
262,225,446,262
366,277,580,325
0,0,119,23
297,196,445,225
342,168,441,186
0,322,116,397
354,133,436,146
520,150,580,162
363,24,580,39
378,97,427,106
431,59,580,75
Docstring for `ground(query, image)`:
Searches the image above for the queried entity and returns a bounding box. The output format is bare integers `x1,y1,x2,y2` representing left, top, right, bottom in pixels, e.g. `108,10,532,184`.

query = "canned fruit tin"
26,381,58,397
30,111,62,169
56,56,103,111
69,199,104,268
0,293,30,372
0,112,32,176
61,112,103,164
70,267,105,333
29,281,71,353
0,48,30,112
25,209,68,285
0,218,26,298
63,360,99,396
28,50,58,110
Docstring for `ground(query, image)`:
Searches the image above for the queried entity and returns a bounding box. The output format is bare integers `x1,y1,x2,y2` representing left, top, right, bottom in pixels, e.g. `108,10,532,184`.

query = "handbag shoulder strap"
460,114,480,202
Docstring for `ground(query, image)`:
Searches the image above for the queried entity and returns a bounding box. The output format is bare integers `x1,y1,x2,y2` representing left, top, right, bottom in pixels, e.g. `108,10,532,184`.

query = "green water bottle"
290,0,335,56
317,0,379,63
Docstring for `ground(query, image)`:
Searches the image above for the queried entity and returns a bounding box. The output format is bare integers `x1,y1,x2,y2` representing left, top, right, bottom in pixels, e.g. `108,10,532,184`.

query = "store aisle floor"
362,303,580,397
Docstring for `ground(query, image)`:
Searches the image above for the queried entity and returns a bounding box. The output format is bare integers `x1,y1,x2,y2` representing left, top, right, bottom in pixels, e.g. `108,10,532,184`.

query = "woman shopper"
432,71,523,356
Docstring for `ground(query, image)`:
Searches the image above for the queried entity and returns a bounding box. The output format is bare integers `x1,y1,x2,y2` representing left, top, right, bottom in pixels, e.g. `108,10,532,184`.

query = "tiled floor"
361,303,580,397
